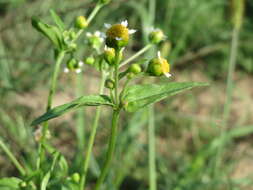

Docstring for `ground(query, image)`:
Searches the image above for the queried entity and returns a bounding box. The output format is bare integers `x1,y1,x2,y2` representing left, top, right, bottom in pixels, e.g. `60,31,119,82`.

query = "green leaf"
123,82,208,112
41,172,51,190
0,177,22,189
50,9,65,31
59,155,69,176
31,17,64,50
31,95,113,126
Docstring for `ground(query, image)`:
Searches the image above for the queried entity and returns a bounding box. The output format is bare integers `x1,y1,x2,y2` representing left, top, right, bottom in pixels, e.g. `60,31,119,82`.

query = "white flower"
86,30,105,43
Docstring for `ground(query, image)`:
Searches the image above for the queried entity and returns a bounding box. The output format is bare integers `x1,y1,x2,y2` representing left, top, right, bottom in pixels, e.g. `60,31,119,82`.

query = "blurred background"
0,0,253,189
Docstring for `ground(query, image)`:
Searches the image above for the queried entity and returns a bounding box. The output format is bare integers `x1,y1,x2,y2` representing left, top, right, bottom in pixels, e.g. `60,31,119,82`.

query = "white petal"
100,32,106,38
104,23,111,29
129,29,137,34
86,32,92,37
157,51,161,59
99,38,104,42
115,37,122,41
164,72,172,78
64,68,69,73
121,20,128,27
94,31,101,37
78,61,84,67
75,68,82,74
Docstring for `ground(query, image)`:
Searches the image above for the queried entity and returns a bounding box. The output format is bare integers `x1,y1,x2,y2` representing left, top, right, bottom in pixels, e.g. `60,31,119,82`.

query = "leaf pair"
31,82,208,126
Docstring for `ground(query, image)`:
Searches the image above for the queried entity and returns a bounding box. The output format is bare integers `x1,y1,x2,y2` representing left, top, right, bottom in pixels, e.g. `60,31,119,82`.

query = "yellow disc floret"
106,24,129,49
147,53,170,77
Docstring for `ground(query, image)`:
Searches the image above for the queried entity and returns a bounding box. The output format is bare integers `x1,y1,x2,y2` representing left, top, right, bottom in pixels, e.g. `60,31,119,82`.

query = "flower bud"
67,58,79,70
147,52,170,77
149,29,165,44
104,46,115,65
127,72,135,79
19,182,27,188
84,56,95,65
86,31,104,50
129,64,142,74
105,79,115,89
71,173,80,183
75,16,88,29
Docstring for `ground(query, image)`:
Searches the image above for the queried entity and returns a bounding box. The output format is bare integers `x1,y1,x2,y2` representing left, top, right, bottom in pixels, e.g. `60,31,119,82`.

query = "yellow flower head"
105,20,136,49
147,51,171,78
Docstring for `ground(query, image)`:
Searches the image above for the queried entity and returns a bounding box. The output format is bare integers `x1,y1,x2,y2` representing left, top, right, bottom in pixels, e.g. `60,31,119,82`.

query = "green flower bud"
104,46,115,65
129,64,142,74
149,29,165,44
67,58,79,70
75,16,88,29
86,31,104,50
105,79,115,89
127,72,135,79
84,56,95,65
19,181,27,188
71,173,80,183
147,52,170,77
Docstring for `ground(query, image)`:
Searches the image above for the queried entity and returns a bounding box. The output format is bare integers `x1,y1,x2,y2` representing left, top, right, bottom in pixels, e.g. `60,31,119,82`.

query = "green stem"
114,50,121,105
76,73,86,153
94,109,120,190
87,4,103,24
120,44,152,68
0,139,26,176
80,71,107,190
37,51,65,169
46,51,65,111
215,26,240,175
148,106,157,190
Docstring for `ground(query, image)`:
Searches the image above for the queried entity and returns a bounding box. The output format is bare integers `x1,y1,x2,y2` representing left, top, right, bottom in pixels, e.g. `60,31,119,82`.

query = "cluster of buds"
86,31,104,50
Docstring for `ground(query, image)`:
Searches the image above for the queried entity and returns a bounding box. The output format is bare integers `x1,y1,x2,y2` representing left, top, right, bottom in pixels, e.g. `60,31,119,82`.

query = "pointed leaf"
50,9,65,31
123,82,208,112
32,95,113,126
31,17,64,49
41,172,51,190
0,177,22,189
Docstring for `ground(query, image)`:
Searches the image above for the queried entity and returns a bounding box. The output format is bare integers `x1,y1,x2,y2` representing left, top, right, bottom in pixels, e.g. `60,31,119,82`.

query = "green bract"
149,29,165,44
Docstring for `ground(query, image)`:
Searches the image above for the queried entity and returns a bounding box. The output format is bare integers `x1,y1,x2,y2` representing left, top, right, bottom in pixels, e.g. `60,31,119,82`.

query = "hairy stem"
94,109,120,190
120,44,152,68
37,51,65,169
80,71,107,190
148,106,157,190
